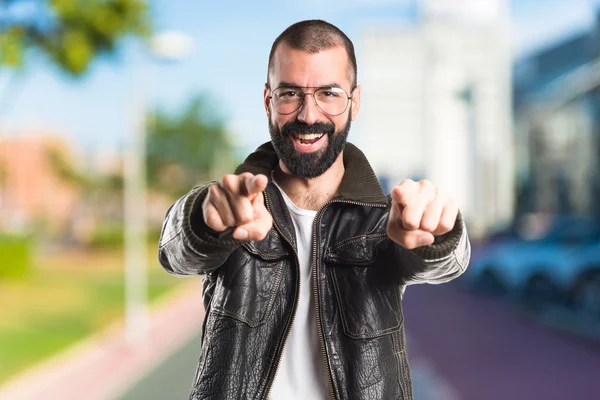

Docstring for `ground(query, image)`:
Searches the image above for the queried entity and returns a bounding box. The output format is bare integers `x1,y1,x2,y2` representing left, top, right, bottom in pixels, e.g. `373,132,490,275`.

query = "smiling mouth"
291,133,325,145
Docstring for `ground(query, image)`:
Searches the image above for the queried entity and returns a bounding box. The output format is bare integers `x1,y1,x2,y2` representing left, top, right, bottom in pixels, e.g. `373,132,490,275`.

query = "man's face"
264,43,361,178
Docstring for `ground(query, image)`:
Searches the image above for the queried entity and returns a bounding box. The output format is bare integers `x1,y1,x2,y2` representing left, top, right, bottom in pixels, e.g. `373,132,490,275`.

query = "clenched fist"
202,172,273,241
387,179,458,250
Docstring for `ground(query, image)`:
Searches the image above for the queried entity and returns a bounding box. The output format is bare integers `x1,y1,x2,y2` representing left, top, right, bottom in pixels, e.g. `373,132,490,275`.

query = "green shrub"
87,224,124,249
0,235,31,279
87,224,161,250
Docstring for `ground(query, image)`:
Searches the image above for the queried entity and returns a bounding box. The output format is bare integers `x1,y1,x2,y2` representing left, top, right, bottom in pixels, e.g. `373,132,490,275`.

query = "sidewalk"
0,277,461,400
0,280,205,400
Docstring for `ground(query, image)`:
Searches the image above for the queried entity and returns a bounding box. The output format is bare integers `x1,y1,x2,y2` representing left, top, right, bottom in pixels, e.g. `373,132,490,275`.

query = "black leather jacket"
158,142,471,400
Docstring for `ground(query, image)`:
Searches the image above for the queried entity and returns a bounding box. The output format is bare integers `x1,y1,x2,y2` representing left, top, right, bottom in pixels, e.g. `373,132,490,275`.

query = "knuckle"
208,184,220,198
403,215,419,229
421,218,436,232
419,179,434,191
440,218,454,232
222,212,236,227
405,221,419,231
205,213,222,230
399,179,414,188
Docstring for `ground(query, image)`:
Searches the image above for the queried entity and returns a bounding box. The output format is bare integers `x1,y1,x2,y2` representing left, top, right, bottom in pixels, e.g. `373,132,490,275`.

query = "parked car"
465,214,600,318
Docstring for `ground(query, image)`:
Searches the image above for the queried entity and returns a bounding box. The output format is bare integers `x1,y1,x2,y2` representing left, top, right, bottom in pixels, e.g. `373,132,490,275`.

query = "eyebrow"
277,81,343,89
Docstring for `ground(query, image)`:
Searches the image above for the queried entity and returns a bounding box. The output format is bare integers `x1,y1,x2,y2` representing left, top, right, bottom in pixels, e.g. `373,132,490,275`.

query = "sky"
2,0,600,158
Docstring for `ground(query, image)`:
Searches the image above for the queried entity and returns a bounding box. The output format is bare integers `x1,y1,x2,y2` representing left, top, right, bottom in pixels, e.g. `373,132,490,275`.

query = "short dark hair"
267,20,357,89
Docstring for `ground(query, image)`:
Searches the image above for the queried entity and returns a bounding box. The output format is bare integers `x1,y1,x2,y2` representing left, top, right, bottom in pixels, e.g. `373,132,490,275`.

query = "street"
118,279,600,400
403,279,600,400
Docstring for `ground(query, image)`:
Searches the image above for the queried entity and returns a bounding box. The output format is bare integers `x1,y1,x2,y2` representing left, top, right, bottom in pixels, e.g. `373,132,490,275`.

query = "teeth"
293,133,324,140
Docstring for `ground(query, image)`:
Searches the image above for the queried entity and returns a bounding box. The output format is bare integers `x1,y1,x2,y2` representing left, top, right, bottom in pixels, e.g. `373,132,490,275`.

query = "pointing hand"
202,173,273,241
387,179,458,249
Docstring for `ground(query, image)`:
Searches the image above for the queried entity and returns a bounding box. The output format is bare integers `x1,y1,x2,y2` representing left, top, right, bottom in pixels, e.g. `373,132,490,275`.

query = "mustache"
280,120,335,137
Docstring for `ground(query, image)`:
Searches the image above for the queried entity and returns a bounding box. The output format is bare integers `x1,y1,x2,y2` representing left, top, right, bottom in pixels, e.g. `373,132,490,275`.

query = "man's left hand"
387,179,458,249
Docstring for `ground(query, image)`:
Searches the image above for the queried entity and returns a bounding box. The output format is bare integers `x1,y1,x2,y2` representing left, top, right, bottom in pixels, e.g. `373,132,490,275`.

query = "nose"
296,93,321,124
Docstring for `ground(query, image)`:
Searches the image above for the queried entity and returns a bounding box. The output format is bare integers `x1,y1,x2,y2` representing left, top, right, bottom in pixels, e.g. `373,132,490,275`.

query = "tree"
0,0,150,237
44,142,125,244
146,95,235,198
0,0,150,76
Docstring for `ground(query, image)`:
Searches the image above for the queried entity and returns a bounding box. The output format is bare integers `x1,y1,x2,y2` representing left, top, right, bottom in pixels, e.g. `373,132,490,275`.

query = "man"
159,19,470,400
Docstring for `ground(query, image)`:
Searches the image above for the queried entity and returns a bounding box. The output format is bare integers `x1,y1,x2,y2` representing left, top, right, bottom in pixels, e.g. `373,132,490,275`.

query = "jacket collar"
234,141,388,205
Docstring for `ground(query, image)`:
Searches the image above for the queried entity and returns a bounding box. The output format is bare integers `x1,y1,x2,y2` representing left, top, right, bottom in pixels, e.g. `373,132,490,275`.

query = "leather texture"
158,142,471,400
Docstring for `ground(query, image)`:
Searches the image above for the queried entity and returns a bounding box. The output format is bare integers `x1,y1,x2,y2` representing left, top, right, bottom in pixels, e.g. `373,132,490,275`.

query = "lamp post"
124,30,193,344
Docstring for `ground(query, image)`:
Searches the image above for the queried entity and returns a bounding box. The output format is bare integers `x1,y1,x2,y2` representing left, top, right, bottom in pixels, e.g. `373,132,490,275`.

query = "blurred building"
0,134,79,235
513,12,600,220
359,0,513,239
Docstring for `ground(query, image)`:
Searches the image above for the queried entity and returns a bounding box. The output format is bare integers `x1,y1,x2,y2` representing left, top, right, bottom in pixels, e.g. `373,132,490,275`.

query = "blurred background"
1,0,600,399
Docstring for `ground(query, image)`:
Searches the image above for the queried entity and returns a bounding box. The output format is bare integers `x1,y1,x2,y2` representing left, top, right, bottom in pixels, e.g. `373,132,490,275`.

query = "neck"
273,152,345,211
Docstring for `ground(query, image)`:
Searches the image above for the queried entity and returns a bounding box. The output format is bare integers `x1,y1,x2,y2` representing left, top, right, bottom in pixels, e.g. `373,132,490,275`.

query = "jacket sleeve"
158,182,244,276
405,211,471,285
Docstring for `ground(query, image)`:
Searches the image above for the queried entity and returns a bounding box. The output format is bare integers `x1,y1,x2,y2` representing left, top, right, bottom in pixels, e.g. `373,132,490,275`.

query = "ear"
350,85,360,121
264,83,271,117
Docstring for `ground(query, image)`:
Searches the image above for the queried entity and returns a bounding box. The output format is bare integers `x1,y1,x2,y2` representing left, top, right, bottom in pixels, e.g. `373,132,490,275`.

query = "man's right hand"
202,172,273,241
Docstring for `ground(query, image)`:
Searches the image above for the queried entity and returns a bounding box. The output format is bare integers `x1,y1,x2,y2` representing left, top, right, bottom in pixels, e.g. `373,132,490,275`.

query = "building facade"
359,0,513,239
0,134,79,235
513,13,600,220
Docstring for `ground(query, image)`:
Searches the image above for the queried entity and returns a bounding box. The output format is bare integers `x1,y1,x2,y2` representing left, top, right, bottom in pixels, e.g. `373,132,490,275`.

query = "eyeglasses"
268,85,353,116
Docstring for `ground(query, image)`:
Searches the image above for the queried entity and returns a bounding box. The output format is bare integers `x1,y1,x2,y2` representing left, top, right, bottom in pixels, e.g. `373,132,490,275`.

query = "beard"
268,109,351,179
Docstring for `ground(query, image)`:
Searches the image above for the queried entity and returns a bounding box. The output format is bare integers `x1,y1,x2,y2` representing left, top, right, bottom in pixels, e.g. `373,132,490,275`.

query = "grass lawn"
0,247,188,384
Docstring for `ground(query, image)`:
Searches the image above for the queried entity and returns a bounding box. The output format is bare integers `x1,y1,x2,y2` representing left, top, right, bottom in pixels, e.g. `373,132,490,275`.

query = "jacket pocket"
325,234,403,339
211,230,289,327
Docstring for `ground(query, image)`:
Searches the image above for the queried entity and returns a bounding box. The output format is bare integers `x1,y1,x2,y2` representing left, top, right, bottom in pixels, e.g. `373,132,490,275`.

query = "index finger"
391,180,417,207
243,174,268,196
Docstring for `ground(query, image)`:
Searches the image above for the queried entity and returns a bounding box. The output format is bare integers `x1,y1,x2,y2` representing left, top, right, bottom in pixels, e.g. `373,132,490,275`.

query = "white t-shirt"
268,178,329,399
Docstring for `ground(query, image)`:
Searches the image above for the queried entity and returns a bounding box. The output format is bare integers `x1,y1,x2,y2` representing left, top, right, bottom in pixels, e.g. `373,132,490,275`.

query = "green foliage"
0,0,151,76
146,95,234,198
87,223,160,249
45,146,90,188
0,250,184,383
0,235,31,279
0,26,25,66
87,223,124,249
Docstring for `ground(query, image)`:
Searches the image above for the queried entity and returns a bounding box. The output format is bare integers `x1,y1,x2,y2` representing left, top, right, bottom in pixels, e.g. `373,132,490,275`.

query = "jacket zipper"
312,198,387,400
263,190,303,399
262,191,389,399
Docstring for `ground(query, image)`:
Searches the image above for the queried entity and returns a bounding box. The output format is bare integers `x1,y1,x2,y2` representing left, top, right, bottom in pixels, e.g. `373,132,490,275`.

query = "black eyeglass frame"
267,85,355,116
